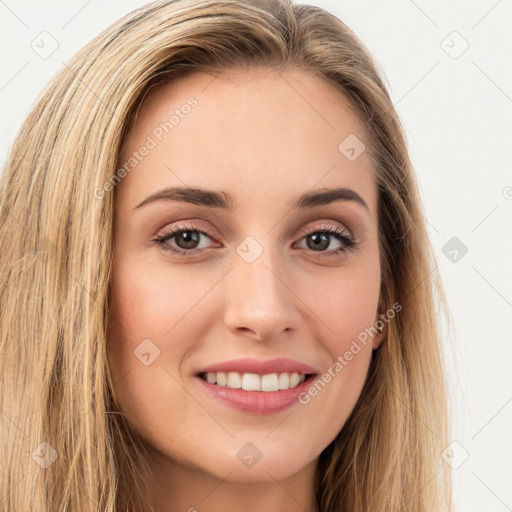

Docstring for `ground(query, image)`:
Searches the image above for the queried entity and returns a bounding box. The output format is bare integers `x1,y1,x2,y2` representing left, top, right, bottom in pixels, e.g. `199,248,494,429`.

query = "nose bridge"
223,236,301,339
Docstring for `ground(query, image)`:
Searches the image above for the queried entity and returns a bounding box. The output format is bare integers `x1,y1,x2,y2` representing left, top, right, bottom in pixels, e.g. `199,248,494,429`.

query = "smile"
195,357,318,414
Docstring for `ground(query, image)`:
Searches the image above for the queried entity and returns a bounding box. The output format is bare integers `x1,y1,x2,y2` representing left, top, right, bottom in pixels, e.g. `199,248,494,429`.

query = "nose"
223,249,302,342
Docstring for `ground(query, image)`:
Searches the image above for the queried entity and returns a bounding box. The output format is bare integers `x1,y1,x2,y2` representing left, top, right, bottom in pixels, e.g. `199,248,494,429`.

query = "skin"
107,67,385,512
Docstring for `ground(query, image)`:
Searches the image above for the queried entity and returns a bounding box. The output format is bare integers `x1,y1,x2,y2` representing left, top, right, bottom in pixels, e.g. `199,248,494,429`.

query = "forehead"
117,67,377,216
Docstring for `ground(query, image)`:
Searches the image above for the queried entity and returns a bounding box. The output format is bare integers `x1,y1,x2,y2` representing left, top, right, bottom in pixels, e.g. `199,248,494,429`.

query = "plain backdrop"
1,1,511,510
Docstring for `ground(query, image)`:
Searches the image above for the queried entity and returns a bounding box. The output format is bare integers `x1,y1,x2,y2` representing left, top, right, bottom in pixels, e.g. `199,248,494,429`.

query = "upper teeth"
204,372,306,391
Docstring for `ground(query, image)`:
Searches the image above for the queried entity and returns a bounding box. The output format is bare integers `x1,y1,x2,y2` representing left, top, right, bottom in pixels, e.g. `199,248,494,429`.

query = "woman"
0,0,451,510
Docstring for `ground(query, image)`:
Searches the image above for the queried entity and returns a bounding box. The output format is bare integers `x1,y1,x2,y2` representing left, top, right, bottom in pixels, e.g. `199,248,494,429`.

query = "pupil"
177,231,199,249
308,233,329,251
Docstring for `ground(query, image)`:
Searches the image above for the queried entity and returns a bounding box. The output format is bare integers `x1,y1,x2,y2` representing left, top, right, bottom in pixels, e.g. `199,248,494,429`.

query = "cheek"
108,257,215,348
106,259,218,409
294,254,380,423
300,253,381,351
296,273,379,459
106,265,201,443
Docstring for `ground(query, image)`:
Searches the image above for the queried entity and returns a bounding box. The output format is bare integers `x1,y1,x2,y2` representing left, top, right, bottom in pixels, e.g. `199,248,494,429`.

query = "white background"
1,1,511,510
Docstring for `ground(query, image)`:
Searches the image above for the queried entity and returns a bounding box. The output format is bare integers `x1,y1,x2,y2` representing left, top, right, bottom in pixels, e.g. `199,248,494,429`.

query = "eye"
153,222,216,256
293,222,356,256
153,221,357,257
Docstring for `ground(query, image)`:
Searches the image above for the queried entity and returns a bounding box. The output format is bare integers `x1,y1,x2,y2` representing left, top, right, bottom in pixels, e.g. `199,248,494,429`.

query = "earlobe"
373,321,385,350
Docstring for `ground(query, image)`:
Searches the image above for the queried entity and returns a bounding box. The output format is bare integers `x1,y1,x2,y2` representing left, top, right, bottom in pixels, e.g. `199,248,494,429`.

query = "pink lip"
195,357,318,415
196,374,315,415
196,357,318,376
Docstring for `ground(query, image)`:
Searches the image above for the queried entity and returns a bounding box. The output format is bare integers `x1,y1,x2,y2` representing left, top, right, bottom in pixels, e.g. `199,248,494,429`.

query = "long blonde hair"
0,0,451,510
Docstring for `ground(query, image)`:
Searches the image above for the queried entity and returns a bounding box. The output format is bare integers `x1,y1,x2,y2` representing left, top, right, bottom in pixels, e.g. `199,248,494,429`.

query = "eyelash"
153,221,357,258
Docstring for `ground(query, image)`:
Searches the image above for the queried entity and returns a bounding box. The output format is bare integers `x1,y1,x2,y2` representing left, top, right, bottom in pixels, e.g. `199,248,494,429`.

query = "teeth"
289,372,301,388
227,371,241,388
261,373,278,392
202,371,309,391
242,373,260,391
216,372,227,387
278,372,290,389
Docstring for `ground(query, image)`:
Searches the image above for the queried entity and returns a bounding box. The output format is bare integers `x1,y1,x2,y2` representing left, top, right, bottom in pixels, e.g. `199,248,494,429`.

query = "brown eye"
295,224,356,255
154,223,215,256
173,230,202,250
305,232,331,251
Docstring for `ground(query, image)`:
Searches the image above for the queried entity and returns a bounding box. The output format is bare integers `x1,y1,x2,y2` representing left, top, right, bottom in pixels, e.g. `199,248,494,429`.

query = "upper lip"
196,357,318,376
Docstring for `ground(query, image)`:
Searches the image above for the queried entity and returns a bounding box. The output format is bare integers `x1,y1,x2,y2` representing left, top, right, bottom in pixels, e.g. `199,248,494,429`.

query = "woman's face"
108,67,384,484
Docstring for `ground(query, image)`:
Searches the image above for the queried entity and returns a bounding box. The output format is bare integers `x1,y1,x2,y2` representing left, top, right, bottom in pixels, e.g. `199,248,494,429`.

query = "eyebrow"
134,186,369,212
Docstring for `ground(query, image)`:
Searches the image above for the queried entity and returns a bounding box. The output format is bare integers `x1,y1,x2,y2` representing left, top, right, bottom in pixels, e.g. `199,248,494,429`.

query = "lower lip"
196,375,315,415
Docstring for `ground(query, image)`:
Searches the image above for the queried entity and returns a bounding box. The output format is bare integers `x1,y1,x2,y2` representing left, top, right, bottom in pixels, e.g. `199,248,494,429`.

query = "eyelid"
294,220,352,239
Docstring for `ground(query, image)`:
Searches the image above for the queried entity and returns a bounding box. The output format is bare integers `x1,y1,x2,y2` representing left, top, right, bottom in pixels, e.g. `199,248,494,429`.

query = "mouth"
198,371,315,391
194,357,318,414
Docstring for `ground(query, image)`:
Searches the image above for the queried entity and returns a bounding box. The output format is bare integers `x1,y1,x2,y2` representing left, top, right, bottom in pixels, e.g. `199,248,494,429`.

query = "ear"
372,298,387,350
